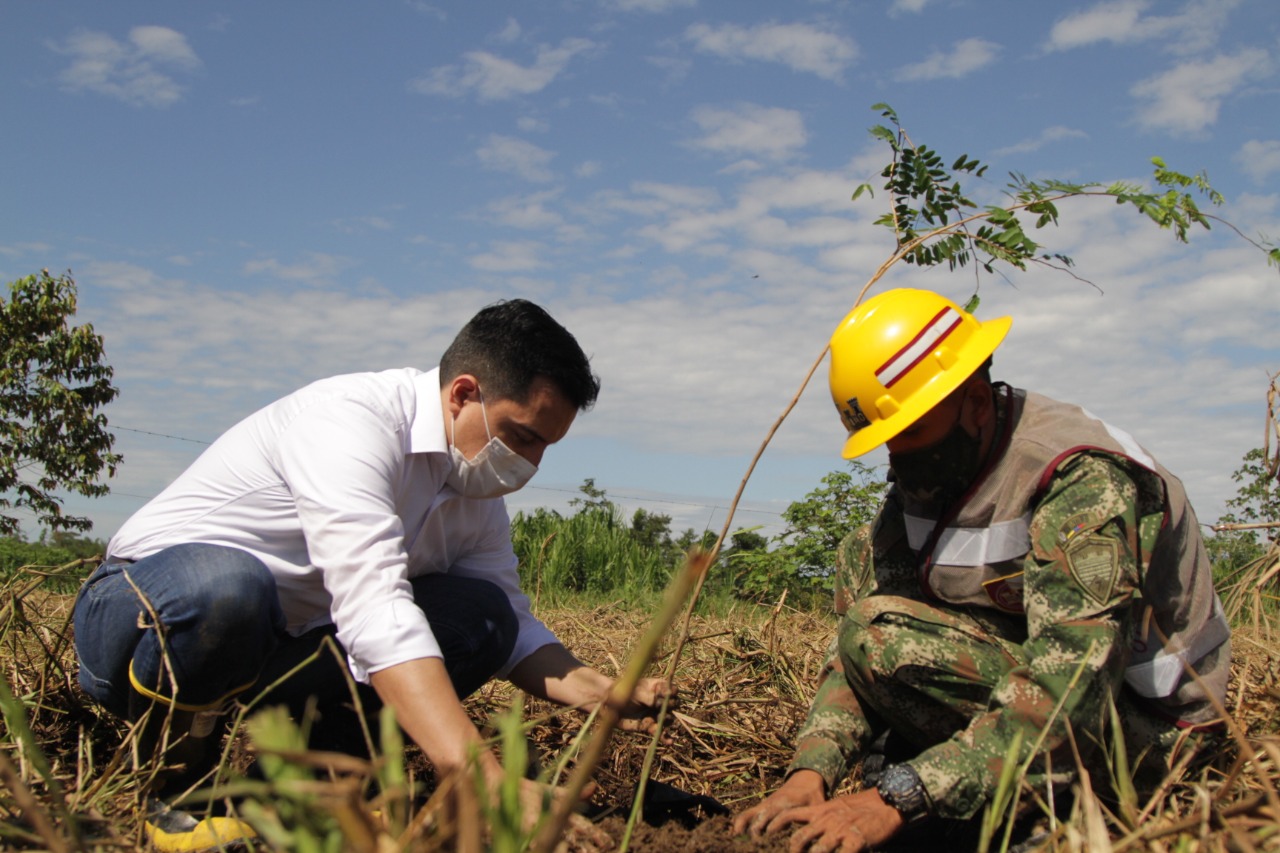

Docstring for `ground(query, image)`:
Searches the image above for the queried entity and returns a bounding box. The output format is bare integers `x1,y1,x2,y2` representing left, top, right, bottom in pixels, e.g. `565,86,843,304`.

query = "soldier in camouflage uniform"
734,289,1229,852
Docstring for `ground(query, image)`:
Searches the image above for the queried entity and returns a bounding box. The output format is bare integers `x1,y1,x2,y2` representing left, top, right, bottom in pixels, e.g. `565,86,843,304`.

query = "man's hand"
771,788,905,853
615,675,675,734
733,769,826,838
509,644,677,735
496,773,607,846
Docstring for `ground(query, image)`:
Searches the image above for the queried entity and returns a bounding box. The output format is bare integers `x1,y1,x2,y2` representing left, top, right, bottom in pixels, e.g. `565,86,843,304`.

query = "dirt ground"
6,591,1280,851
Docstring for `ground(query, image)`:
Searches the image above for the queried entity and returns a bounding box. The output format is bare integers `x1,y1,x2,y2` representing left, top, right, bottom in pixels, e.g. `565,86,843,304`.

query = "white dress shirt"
107,367,558,682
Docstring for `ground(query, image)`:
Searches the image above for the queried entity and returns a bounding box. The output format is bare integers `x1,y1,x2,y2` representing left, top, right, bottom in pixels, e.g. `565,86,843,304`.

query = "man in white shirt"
73,299,668,850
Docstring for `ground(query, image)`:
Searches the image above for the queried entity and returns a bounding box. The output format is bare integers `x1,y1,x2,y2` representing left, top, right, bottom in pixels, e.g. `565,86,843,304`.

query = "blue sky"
2,0,1277,544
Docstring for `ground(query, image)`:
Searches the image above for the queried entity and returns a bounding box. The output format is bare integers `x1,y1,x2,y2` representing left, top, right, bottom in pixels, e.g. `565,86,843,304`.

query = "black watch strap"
876,763,929,821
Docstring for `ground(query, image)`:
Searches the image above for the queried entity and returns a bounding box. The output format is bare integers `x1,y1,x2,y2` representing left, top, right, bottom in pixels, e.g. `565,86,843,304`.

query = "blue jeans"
73,544,519,734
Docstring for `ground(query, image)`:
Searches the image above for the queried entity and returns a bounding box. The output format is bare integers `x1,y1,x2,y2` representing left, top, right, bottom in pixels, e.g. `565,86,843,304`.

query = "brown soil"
6,591,1280,851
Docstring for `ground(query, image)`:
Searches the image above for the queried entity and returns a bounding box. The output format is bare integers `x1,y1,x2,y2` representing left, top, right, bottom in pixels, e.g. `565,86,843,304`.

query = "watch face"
878,764,926,818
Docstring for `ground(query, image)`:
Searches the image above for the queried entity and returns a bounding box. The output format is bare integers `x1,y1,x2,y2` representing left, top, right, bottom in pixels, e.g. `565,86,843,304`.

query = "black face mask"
889,405,983,509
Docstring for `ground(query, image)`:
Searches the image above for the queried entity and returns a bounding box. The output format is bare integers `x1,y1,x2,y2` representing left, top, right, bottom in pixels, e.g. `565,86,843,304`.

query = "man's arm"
369,657,503,780
507,643,672,732
370,655,613,850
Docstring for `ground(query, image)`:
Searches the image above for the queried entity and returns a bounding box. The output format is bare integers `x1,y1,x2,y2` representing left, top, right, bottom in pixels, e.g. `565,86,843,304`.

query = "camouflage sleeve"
787,525,878,791
909,453,1145,820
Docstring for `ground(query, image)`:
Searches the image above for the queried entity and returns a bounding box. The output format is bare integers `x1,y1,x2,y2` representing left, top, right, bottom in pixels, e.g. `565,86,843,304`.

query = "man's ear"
446,374,480,413
966,377,995,430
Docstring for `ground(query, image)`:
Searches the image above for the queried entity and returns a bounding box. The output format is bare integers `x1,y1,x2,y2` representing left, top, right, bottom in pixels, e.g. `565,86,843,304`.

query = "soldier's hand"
733,770,826,838
772,788,904,853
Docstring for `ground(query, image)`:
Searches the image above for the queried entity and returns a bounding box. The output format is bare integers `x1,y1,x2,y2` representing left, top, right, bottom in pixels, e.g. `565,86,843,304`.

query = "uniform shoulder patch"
1065,535,1120,603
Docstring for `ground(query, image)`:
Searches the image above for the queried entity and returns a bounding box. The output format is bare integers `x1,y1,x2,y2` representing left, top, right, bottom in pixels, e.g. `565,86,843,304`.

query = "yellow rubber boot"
144,798,257,852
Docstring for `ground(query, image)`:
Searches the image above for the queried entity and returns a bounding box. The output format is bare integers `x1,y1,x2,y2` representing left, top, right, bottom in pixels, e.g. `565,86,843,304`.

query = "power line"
114,426,212,445
522,483,784,517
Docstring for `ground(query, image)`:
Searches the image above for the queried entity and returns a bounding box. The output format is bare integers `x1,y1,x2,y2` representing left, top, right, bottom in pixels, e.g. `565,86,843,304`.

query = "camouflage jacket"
788,387,1228,820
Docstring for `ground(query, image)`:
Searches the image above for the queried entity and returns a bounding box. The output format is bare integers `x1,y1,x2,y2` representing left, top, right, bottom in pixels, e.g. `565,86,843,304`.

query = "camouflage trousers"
836,593,1212,803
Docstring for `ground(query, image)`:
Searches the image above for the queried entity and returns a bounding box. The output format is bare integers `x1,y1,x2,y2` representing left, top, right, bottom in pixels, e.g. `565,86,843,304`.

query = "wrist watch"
876,763,929,821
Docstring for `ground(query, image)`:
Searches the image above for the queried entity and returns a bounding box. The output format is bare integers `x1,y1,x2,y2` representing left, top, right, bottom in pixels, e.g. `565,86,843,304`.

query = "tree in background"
567,477,614,516
730,462,887,606
1206,371,1279,575
630,507,674,555
0,271,120,536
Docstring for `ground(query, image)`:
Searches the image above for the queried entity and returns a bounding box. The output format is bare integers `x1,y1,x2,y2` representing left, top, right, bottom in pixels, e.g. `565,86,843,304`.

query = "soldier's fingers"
839,825,868,853
751,804,791,838
769,804,811,833
788,822,824,853
748,807,778,837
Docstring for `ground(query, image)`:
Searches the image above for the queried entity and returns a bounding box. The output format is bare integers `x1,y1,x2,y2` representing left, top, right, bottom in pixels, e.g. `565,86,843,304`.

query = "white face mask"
446,389,538,499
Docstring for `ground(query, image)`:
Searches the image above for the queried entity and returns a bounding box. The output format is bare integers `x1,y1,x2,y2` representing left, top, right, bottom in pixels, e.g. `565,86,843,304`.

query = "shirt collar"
408,367,449,455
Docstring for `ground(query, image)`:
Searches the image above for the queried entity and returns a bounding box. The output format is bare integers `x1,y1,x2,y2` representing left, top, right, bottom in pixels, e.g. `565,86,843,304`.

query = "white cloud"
495,17,521,43
611,0,696,11
889,0,932,14
1046,0,1150,50
685,22,857,81
895,37,999,81
476,134,556,182
1236,139,1280,184
646,54,693,84
64,170,1278,541
689,103,807,161
332,216,394,235
575,161,602,178
1130,49,1272,134
242,253,351,287
993,126,1089,156
405,2,448,21
484,190,565,230
52,25,201,107
409,38,595,101
1046,0,1243,55
468,240,547,272
0,241,53,258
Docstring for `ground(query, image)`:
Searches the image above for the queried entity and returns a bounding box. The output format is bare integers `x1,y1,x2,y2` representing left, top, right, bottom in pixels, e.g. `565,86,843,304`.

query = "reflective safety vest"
899,386,1230,721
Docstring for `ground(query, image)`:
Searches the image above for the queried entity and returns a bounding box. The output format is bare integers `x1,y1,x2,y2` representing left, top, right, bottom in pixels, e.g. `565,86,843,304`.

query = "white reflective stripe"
1080,408,1156,470
903,513,1032,566
1124,597,1231,698
904,513,934,551
876,307,962,388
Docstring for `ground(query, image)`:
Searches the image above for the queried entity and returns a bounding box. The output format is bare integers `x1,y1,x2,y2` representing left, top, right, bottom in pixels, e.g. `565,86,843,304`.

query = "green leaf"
869,124,897,144
871,102,897,121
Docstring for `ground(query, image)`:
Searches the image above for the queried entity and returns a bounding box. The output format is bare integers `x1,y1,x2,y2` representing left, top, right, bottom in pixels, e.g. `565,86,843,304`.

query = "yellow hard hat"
828,289,1011,459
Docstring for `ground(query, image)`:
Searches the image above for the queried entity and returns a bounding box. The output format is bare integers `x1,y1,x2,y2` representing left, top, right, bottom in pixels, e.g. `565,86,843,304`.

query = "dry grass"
2,554,1278,851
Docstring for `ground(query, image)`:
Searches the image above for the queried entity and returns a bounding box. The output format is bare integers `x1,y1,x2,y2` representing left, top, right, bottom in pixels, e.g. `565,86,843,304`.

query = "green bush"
0,532,103,592
511,506,671,604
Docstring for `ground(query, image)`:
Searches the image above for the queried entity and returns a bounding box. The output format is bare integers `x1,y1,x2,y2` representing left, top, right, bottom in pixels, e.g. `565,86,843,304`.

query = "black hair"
439,299,601,411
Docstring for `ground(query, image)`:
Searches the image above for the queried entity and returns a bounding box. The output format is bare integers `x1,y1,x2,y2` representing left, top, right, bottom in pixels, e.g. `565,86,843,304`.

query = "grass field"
1,549,1277,852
